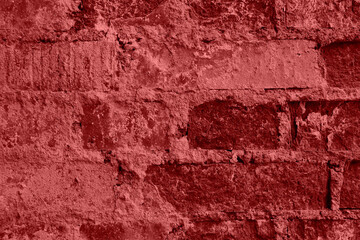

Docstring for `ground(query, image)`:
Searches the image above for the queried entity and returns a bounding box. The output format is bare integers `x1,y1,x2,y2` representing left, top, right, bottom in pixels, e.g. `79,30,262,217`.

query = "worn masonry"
1,0,360,239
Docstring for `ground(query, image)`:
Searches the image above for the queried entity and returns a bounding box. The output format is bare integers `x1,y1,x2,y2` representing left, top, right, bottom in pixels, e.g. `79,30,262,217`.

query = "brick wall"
1,0,360,239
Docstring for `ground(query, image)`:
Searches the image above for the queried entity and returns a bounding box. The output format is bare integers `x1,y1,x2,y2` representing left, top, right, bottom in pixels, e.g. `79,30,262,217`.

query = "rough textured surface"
146,162,328,212
290,101,360,151
322,42,360,88
1,0,360,239
188,100,281,150
341,160,360,209
195,40,325,89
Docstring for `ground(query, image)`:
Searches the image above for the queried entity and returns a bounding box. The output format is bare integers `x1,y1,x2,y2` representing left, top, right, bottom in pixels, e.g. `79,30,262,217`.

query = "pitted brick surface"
1,0,360,239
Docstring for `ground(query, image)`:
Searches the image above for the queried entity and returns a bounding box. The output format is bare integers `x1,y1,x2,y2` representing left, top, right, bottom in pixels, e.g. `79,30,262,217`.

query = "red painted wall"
1,0,360,239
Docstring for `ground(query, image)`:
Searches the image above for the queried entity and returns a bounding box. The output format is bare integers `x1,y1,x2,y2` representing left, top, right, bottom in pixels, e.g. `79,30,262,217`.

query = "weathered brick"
284,0,360,32
1,40,323,91
81,97,170,151
188,99,281,150
94,0,164,20
0,45,6,91
341,161,360,209
189,0,275,28
81,99,114,150
0,93,170,153
0,93,80,151
197,41,325,89
0,223,71,240
80,222,166,240
4,45,33,90
145,162,328,213
286,220,360,240
0,162,116,222
0,0,76,41
322,42,360,88
290,101,360,151
135,102,170,150
2,42,118,91
80,223,125,240
184,220,275,240
3,0,359,237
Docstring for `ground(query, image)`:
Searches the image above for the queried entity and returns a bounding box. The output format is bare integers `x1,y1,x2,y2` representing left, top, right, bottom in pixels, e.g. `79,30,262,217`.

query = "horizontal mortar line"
0,37,320,43
0,158,114,167
264,87,311,90
2,87,360,95
0,39,109,44
190,216,360,222
192,210,360,219
182,149,360,155
147,161,325,167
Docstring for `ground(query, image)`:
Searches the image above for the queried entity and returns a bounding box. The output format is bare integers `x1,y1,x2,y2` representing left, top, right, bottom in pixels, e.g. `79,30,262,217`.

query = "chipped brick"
290,101,360,151
145,162,328,213
322,42,360,88
188,99,280,150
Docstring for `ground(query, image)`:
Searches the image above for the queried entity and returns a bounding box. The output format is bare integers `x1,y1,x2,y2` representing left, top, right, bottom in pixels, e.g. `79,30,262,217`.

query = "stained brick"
135,102,170,150
284,0,360,32
189,0,275,28
188,99,280,150
0,93,170,153
2,0,359,237
290,101,360,151
80,222,166,240
80,223,125,240
91,0,164,20
322,42,360,88
286,220,360,240
81,98,170,151
0,0,76,41
0,223,71,240
341,161,360,209
81,100,114,150
0,93,79,151
0,40,324,91
145,162,328,213
184,221,274,240
1,42,118,91
0,162,116,221
197,41,325,89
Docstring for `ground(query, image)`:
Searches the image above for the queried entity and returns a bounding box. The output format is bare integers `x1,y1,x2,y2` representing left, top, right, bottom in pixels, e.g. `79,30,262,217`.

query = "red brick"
135,102,170,150
80,223,125,240
81,99,114,150
3,0,359,237
290,101,360,151
188,99,281,150
322,42,360,88
145,162,328,213
286,220,360,240
284,0,360,32
0,93,79,151
3,45,33,90
80,221,166,240
197,41,325,89
0,223,69,240
1,42,118,91
0,93,170,153
0,162,116,222
0,40,324,91
189,0,275,28
341,161,360,208
0,0,76,40
185,220,275,240
81,98,170,151
92,0,164,20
